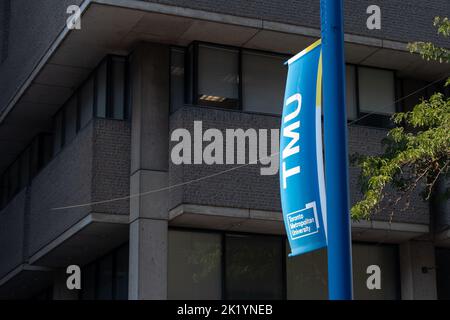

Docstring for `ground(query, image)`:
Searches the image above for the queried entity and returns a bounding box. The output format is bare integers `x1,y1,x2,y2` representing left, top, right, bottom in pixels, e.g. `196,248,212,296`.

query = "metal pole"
320,0,353,300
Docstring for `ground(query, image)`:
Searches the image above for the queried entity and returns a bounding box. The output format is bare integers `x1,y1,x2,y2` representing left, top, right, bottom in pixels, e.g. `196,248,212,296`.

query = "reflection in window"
242,51,287,115
358,67,396,115
225,234,283,300
79,76,94,129
168,230,222,300
197,45,239,109
80,244,129,300
352,243,400,300
170,48,185,113
436,248,450,300
286,246,328,300
286,243,400,300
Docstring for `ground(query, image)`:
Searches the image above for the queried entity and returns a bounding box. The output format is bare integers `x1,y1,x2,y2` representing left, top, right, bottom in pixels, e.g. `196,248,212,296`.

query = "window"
286,242,400,300
170,48,185,113
436,248,450,300
242,51,287,115
168,230,284,300
111,56,126,120
80,244,129,300
225,234,284,300
197,44,239,109
79,76,94,129
0,54,128,211
64,95,77,144
353,66,397,127
53,110,63,156
96,59,108,118
168,230,222,300
97,254,114,300
352,243,400,299
346,65,358,120
286,246,328,299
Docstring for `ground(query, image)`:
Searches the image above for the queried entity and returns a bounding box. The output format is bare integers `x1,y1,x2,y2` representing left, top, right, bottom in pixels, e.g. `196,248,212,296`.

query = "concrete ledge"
352,220,429,243
29,212,129,268
170,204,429,242
169,204,284,234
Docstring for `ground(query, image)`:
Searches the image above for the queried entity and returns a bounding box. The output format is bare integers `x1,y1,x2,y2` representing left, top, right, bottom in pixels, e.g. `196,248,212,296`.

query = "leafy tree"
351,16,450,220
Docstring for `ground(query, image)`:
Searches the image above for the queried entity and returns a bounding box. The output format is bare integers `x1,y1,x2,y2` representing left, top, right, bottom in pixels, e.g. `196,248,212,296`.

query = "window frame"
351,64,399,128
184,41,291,113
168,226,287,300
176,42,399,128
168,227,401,300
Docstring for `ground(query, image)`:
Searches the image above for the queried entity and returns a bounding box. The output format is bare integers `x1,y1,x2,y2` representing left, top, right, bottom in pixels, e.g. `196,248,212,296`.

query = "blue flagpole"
320,0,353,299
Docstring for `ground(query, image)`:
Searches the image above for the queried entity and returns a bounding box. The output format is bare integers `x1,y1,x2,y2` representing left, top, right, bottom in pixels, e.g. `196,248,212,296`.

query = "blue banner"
280,39,327,257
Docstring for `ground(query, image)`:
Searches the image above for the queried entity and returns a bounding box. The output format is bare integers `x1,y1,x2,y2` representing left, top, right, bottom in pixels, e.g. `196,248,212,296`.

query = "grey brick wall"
28,120,94,255
348,125,429,224
92,119,131,215
169,106,430,225
148,0,449,48
0,189,26,278
28,118,130,256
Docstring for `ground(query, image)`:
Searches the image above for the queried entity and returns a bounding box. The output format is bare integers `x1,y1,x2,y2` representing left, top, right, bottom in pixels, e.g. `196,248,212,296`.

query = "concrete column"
128,42,170,300
400,240,437,300
52,269,79,300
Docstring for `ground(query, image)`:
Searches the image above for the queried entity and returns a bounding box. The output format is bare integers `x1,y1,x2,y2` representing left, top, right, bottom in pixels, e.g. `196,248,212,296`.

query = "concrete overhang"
169,203,430,243
1,0,449,173
0,264,53,300
28,213,129,268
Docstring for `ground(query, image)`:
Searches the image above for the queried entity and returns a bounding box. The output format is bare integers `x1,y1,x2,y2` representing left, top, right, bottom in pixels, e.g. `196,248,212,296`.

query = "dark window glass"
286,246,328,299
114,245,129,300
80,76,94,128
197,45,239,109
97,254,113,300
80,244,128,300
352,243,400,300
64,96,77,144
170,48,185,113
111,57,126,120
168,230,222,299
242,51,287,115
225,234,283,299
436,248,450,300
81,264,96,300
96,60,108,118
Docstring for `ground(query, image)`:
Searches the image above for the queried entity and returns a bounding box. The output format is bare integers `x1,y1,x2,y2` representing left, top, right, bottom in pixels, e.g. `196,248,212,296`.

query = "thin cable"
348,73,449,125
52,73,449,211
52,152,280,210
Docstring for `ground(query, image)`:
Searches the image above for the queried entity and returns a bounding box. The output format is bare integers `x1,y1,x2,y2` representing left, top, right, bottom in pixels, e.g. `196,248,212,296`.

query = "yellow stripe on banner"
287,39,322,65
316,51,323,108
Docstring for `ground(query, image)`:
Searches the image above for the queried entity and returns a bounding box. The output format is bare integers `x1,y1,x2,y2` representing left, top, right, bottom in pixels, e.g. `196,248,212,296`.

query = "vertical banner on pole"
280,40,327,257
